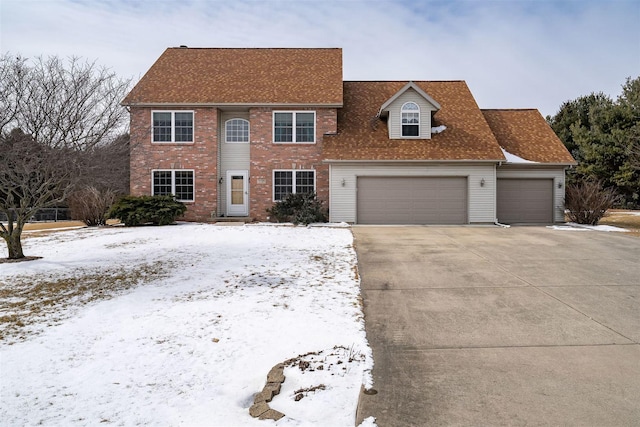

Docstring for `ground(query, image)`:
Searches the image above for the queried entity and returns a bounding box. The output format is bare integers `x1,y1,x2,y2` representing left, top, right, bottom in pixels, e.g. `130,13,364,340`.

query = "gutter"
121,102,344,108
322,159,505,164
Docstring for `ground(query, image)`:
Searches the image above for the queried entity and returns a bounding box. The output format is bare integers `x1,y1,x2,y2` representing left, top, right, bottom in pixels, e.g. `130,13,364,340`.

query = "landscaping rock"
259,409,285,421
249,402,269,418
266,363,285,383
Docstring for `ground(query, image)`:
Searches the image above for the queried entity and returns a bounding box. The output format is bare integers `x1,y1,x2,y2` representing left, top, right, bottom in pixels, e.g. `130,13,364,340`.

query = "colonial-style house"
122,47,575,224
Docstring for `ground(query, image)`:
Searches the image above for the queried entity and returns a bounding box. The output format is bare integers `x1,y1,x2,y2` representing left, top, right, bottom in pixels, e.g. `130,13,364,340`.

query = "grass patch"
599,210,640,237
0,261,170,344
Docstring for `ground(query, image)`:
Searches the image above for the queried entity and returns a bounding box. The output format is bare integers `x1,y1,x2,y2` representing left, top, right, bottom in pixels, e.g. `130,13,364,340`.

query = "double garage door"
497,178,554,224
357,176,468,224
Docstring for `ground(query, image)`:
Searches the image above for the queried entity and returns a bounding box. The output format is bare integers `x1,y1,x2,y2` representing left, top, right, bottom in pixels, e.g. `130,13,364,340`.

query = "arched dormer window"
225,118,249,143
401,102,420,137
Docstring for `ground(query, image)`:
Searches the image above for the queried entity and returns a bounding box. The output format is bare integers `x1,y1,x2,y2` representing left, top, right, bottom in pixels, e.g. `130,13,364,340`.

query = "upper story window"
152,170,194,202
225,118,249,143
401,102,420,137
273,111,315,143
152,111,194,143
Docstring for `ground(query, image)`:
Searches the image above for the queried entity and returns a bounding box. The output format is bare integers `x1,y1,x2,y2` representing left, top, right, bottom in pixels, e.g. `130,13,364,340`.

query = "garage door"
497,179,553,224
357,176,468,224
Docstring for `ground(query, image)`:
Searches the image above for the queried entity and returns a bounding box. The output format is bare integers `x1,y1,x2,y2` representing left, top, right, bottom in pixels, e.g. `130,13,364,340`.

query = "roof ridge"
481,108,538,112
166,47,342,50
344,80,467,83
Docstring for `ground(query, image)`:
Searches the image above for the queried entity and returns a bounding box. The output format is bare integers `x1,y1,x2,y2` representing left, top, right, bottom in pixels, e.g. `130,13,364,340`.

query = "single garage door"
357,176,468,224
497,178,553,224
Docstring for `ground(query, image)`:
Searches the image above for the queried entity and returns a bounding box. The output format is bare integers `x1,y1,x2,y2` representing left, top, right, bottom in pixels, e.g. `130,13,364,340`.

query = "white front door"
226,170,248,216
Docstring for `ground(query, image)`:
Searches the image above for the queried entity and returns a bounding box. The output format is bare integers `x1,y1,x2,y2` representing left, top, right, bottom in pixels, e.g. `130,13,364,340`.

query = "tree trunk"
5,228,25,259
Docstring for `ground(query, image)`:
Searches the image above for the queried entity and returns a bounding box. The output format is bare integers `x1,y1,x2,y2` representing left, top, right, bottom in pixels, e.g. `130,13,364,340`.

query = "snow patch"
358,416,378,427
568,223,629,232
0,224,373,426
500,147,537,163
548,223,629,232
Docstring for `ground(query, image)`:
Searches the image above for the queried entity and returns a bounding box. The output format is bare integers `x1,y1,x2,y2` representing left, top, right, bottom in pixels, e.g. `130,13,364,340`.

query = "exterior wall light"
480,178,485,187
341,178,346,187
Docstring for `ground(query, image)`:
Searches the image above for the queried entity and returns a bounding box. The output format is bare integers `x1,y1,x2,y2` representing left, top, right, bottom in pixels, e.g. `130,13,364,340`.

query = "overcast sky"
1,0,639,117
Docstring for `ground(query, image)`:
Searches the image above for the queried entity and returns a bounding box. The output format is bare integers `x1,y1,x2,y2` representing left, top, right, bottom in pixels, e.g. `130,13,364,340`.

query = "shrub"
106,195,187,226
267,192,327,225
565,179,619,225
68,186,118,226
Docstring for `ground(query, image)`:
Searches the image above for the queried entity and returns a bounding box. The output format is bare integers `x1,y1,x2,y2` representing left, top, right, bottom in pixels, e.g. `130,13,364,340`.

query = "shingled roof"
482,109,576,164
122,47,343,106
323,81,505,161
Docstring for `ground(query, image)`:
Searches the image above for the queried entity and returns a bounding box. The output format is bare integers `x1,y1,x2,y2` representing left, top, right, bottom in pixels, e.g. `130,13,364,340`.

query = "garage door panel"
497,179,553,224
357,177,468,224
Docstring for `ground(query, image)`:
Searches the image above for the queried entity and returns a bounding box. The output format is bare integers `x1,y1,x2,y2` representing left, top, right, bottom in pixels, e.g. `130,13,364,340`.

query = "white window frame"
272,169,316,201
151,110,194,143
401,102,420,138
151,169,195,202
225,118,250,143
273,111,316,144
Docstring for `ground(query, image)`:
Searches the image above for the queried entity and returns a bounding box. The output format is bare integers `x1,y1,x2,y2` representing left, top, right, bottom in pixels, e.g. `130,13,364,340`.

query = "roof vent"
179,45,188,48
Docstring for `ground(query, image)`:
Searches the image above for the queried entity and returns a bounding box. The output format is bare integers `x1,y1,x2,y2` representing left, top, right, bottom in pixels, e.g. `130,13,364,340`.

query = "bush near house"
68,186,118,226
565,179,619,225
267,192,327,225
107,195,187,226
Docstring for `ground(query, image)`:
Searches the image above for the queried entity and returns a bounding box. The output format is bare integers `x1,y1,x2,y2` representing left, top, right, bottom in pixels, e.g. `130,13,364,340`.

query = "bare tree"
1,54,130,149
1,130,80,258
0,53,131,259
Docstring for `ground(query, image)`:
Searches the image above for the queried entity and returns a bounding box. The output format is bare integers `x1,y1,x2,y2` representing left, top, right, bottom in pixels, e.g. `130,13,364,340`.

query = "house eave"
498,162,577,168
377,81,442,117
323,159,505,164
121,101,344,109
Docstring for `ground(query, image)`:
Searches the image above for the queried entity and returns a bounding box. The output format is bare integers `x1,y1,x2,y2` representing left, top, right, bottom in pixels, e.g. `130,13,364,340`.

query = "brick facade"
248,107,336,221
129,107,218,221
129,106,337,222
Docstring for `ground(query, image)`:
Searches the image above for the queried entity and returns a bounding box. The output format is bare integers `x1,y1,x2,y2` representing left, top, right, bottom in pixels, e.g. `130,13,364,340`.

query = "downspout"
494,161,509,227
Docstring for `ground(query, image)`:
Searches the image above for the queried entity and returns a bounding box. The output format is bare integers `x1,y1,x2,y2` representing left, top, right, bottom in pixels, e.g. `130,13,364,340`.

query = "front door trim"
226,170,249,216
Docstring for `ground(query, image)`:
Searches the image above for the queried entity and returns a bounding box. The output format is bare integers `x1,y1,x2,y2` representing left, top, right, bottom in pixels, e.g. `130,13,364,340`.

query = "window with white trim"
225,118,249,143
401,102,420,137
152,111,194,142
273,170,315,201
152,170,194,202
273,111,315,143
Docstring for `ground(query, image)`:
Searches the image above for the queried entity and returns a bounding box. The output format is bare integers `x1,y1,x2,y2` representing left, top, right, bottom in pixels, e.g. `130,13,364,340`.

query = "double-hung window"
401,102,420,137
152,170,194,202
273,170,315,201
273,111,315,143
152,111,194,143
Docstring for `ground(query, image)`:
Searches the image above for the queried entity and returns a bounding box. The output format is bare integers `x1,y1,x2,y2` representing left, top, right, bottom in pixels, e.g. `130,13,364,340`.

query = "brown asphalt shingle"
122,48,343,105
323,81,505,161
482,109,576,164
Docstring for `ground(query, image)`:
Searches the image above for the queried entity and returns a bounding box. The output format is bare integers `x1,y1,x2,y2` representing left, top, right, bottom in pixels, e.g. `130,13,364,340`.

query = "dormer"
377,81,442,139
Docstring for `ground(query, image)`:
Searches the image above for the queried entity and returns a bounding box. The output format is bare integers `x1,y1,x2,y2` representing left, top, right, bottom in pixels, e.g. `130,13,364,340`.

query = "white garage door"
357,176,468,224
497,178,554,224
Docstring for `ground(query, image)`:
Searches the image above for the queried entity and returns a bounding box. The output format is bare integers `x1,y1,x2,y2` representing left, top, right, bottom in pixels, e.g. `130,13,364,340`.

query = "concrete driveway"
354,226,640,426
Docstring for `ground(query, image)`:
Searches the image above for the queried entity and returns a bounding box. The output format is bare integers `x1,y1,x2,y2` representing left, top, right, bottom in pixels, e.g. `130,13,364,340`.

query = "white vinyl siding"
220,112,250,216
496,166,566,222
388,89,437,139
329,163,496,223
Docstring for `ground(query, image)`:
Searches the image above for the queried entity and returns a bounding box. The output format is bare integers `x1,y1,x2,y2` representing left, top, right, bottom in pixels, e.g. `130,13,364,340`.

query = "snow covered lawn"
0,224,372,426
